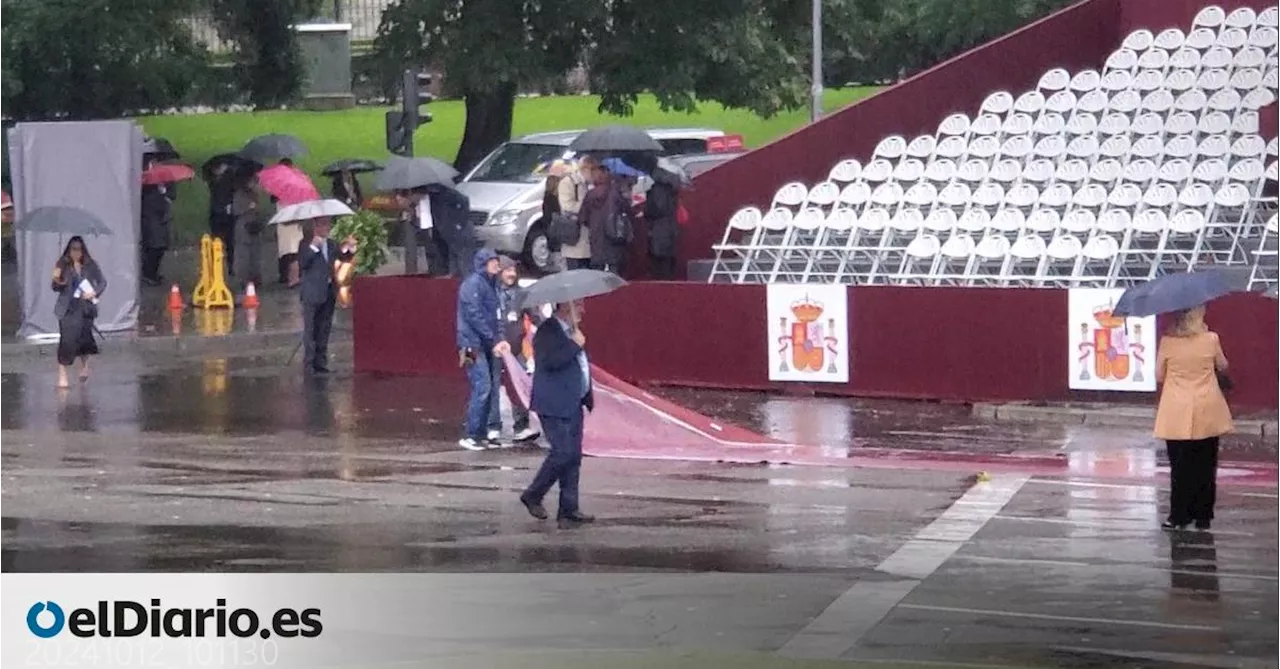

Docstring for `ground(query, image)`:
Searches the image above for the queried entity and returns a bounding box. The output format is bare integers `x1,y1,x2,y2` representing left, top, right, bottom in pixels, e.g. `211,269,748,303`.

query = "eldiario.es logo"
27,599,322,639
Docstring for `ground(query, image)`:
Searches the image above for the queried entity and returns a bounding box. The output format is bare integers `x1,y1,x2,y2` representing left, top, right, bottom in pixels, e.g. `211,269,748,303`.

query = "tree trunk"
454,83,517,174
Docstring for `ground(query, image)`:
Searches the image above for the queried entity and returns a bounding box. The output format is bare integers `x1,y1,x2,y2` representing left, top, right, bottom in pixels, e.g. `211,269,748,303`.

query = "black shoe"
519,494,548,520
557,511,595,529
313,366,331,374
1194,519,1211,530
1162,519,1190,531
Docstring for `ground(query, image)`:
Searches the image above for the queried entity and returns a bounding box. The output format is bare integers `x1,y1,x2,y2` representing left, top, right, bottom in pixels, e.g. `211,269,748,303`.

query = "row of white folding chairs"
1117,18,1277,54
1191,6,1278,32
974,86,1275,123
1104,41,1277,74
1247,213,1280,289
1037,64,1277,98
867,132,1271,170
833,155,1275,190
932,109,1263,146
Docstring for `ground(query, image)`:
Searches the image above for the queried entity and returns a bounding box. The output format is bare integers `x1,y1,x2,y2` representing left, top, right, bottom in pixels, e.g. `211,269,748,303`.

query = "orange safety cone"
242,282,260,309
245,306,258,334
167,284,184,311
170,309,182,336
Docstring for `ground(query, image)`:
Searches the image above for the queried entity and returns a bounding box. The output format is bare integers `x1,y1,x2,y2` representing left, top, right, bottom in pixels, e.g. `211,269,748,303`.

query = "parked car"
457,128,728,272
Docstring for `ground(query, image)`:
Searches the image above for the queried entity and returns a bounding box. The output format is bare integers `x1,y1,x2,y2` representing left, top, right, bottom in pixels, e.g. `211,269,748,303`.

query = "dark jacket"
644,181,679,258
52,260,107,319
297,237,354,306
456,248,500,350
140,185,172,250
331,175,363,209
497,282,543,350
428,185,475,251
530,317,594,418
583,178,632,268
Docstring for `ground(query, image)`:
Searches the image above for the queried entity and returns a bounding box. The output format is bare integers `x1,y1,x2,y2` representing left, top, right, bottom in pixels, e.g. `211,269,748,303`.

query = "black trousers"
1166,437,1219,524
523,410,584,517
565,257,591,270
302,298,336,372
211,223,236,275
649,254,676,280
141,248,165,282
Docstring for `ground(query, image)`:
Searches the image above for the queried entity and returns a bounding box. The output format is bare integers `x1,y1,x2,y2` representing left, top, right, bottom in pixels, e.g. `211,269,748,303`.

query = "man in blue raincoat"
456,248,510,450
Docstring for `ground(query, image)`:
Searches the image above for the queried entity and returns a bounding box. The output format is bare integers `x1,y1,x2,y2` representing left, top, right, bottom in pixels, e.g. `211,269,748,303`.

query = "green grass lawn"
137,88,878,244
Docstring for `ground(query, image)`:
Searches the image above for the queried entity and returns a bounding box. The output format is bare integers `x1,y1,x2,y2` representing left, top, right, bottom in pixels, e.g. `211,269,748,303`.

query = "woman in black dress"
51,236,107,388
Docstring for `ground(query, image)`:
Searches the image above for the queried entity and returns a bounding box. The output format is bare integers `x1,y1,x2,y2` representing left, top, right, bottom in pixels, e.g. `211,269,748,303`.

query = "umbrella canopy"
1113,269,1251,317
141,163,196,185
17,206,113,236
202,153,261,182
1265,285,1278,299
601,157,646,179
375,156,459,191
652,157,692,188
321,158,383,176
515,269,627,310
241,134,308,162
258,164,321,205
569,126,663,153
269,199,355,225
142,137,180,160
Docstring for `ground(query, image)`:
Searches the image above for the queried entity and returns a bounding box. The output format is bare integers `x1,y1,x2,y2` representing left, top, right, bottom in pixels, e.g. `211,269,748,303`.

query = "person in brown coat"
1153,305,1233,531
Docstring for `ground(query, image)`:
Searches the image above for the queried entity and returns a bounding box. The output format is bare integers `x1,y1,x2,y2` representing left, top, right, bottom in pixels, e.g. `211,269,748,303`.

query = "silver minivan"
457,128,725,272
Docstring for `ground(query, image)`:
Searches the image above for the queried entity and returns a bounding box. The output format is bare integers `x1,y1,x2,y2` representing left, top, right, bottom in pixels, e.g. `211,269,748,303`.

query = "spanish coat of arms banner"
1067,288,1157,393
765,284,850,384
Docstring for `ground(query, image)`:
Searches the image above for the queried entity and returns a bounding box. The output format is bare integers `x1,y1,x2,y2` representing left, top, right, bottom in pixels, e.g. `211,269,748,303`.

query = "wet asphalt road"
1,348,1277,667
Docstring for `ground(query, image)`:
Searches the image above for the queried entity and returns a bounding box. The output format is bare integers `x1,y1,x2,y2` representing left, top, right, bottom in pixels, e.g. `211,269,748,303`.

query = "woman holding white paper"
51,236,106,388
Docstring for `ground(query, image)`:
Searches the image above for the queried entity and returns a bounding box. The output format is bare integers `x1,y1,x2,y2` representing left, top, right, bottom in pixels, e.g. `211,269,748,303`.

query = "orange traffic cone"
167,284,184,311
242,282,260,309
170,309,182,336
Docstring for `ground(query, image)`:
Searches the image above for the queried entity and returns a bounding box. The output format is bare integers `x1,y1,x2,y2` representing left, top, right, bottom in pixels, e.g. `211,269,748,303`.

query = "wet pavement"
1,348,1277,667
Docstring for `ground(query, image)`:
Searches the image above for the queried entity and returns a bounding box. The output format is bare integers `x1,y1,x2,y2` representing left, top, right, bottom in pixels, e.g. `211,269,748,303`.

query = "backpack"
604,191,633,245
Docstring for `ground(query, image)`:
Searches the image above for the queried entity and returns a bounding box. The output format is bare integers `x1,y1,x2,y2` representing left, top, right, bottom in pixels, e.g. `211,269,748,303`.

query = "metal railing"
184,0,392,53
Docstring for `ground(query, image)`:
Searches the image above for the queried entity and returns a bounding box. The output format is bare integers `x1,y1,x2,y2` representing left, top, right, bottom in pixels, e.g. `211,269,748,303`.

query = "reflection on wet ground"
1,352,1276,666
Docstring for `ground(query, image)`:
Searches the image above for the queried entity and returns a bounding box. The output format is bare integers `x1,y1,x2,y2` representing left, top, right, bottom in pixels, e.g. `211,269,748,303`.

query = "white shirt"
416,196,433,230
556,316,591,397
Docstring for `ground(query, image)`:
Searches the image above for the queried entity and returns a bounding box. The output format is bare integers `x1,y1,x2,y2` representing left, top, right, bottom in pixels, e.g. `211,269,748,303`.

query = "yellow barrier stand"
191,235,212,307
199,238,235,309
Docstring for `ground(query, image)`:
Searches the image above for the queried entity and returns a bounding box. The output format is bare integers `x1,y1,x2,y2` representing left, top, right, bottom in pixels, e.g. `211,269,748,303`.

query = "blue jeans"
464,349,500,439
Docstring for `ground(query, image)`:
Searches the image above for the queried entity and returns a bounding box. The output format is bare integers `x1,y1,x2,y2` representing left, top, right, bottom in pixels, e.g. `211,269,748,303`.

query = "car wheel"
522,224,552,274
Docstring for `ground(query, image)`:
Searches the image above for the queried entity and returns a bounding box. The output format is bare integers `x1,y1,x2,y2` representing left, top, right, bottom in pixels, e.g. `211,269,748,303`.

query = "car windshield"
467,142,568,183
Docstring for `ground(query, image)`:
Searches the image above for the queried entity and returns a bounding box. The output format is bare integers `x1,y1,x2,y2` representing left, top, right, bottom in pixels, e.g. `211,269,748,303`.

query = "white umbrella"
269,199,354,225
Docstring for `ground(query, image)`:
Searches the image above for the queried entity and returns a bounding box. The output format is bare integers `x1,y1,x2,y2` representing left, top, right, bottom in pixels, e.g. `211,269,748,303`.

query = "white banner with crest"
766,284,850,383
1067,288,1157,392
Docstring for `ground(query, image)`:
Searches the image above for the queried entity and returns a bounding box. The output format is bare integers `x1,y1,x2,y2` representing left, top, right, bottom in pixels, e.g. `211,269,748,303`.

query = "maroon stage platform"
353,277,1278,411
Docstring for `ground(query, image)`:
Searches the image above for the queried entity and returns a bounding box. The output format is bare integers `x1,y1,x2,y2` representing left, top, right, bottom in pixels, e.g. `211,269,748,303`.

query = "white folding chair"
980,92,1014,117
1090,158,1124,188
1192,5,1225,31
1247,214,1279,290
1164,111,1198,136
1218,27,1249,51
871,182,905,211
1242,88,1277,111
1159,208,1209,273
1122,158,1157,187
1142,183,1178,210
1038,183,1074,214
970,113,1003,136
1230,67,1264,93
1224,7,1257,31
1234,46,1267,69
1165,68,1197,92
972,182,1006,214
1173,89,1208,115
1105,48,1138,72
1134,68,1165,92
1004,112,1035,136
1060,209,1098,238
966,235,1012,286
1169,47,1202,70
1067,112,1099,136
742,207,794,283
892,159,926,186
896,234,942,285
1124,29,1155,53
1138,48,1170,71
1204,183,1253,264
1228,158,1265,188
1155,28,1186,51
923,208,958,236
1208,89,1243,113
901,182,938,214
934,135,967,160
874,209,925,282
1021,159,1056,185
1141,89,1175,115
1132,135,1164,161
1096,209,1132,238
938,182,973,213
937,113,971,138
1165,134,1197,160
1075,235,1121,287
1026,208,1061,240
1232,135,1267,163
1185,27,1218,51
1131,111,1164,136
1193,158,1228,188
862,158,894,183
1047,90,1078,114
1039,235,1084,287
1259,7,1279,29
1066,135,1100,160
1003,234,1047,286
1031,112,1064,137
932,234,976,285
1116,208,1169,283
1034,135,1067,161
1233,110,1261,135
1158,159,1193,187
1073,184,1108,215
1196,68,1230,92
956,159,989,185
809,208,858,282
1108,183,1144,211
1199,134,1231,161
1099,112,1131,136
1198,110,1231,136
957,209,992,236
1078,89,1110,114
873,135,907,162
846,207,892,282
1108,89,1142,115
838,180,872,212
772,181,809,213
770,206,826,282
924,159,957,186
966,135,1000,161
805,180,841,214
906,135,936,161
1014,90,1046,116
999,135,1033,162
1248,26,1278,51
709,206,763,283
828,159,862,185
1005,182,1039,214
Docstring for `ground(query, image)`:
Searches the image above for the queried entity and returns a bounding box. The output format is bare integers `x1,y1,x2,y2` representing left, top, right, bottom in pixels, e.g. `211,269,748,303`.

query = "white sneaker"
458,438,487,451
487,429,502,441
513,427,541,442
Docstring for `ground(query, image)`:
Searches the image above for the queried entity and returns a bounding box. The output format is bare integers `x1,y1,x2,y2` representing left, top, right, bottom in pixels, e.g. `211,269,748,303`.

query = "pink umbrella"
257,164,320,205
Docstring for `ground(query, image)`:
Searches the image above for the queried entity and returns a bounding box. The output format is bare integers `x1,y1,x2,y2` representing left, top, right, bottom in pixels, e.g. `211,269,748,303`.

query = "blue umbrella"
601,157,646,179
1113,268,1250,317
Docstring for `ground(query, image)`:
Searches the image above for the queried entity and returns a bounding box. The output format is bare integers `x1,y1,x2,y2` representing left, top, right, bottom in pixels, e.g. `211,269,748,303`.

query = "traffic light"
384,69,436,157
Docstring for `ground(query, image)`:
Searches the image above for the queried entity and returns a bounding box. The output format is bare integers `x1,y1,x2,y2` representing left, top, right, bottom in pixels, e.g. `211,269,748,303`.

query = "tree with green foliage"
373,0,810,171
2,0,209,120
208,0,326,109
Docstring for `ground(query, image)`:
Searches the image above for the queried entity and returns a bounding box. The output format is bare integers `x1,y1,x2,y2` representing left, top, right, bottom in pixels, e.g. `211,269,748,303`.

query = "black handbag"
1216,370,1234,392
550,212,582,246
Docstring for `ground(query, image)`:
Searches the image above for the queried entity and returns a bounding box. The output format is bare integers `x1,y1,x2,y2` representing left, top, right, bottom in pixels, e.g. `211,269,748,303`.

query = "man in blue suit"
520,300,595,528
297,218,355,375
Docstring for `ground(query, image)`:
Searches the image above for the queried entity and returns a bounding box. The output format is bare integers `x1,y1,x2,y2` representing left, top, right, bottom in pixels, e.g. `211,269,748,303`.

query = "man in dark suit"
520,300,595,528
297,217,355,375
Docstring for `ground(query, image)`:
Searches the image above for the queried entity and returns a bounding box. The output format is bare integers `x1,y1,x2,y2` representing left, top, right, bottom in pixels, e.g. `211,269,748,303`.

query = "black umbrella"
570,126,663,153
241,134,308,162
201,153,261,182
321,158,383,176
515,269,627,310
374,156,459,191
17,206,113,236
142,137,180,161
1113,268,1251,317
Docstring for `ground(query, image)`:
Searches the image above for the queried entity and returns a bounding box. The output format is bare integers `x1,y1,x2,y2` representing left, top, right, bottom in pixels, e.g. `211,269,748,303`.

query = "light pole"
811,0,823,122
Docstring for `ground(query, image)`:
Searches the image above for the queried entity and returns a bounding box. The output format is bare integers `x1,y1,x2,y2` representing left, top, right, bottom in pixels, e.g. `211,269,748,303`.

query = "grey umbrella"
570,126,663,153
1265,284,1278,299
142,137,179,161
1113,268,1251,317
652,157,692,187
241,134,308,162
374,156,459,191
515,269,628,310
17,206,113,236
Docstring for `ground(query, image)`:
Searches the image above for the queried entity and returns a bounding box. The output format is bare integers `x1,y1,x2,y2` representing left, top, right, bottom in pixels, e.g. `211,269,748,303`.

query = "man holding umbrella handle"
298,217,355,375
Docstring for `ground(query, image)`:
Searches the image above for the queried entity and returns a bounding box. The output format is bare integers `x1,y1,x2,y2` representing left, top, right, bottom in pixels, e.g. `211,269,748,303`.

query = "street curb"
973,402,1278,439
1,328,353,362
